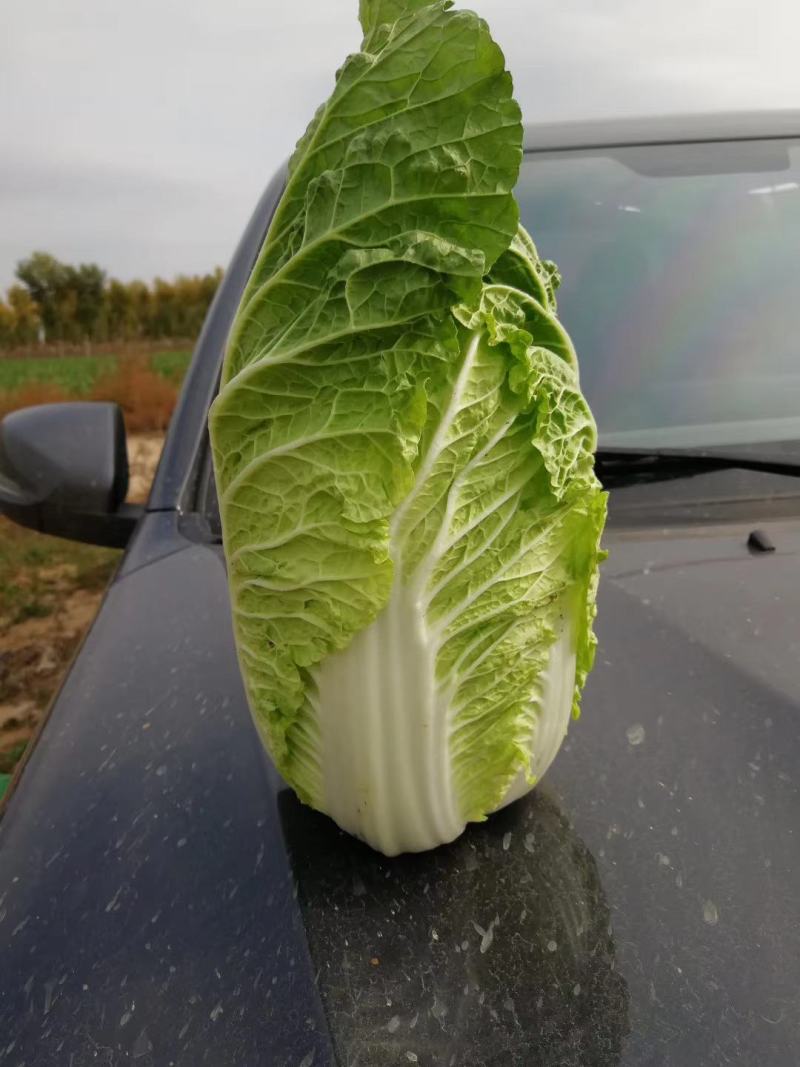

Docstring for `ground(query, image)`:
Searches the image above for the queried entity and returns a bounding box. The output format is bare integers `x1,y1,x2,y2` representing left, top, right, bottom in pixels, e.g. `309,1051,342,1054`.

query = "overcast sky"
1,0,798,289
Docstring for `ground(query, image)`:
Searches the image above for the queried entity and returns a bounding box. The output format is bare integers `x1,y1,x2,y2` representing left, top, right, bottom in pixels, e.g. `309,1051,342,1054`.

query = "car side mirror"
0,402,143,548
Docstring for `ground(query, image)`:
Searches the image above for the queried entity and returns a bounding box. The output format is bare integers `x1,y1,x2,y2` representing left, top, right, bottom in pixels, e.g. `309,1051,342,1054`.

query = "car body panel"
523,110,800,151
1,507,798,1064
0,539,335,1066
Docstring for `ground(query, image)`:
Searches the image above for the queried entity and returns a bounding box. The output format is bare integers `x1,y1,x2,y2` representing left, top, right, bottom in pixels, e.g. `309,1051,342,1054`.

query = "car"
1,111,799,1066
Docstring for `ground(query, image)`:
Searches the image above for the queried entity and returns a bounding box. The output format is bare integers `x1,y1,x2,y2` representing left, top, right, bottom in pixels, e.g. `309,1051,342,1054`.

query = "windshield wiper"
595,445,800,488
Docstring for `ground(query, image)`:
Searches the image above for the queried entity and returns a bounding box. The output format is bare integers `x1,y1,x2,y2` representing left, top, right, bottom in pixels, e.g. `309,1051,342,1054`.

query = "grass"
0,349,192,394
0,354,106,393
0,741,27,776
0,741,25,801
151,349,194,383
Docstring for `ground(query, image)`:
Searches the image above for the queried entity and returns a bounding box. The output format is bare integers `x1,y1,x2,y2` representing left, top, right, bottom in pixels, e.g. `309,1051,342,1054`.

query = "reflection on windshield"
518,139,800,451
280,788,630,1065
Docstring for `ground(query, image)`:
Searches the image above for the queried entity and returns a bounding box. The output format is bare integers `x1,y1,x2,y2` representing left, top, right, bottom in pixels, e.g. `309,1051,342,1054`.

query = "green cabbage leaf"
209,0,606,855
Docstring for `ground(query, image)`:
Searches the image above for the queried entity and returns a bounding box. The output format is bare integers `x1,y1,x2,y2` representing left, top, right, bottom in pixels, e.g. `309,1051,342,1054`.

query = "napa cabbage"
209,0,606,855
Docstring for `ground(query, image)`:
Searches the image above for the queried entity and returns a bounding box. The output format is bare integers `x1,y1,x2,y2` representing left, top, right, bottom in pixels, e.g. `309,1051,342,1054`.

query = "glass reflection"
280,787,630,1065
517,140,800,449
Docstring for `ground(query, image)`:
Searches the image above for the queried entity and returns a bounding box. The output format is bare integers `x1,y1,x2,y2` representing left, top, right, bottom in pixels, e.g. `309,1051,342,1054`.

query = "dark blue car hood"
1,508,799,1066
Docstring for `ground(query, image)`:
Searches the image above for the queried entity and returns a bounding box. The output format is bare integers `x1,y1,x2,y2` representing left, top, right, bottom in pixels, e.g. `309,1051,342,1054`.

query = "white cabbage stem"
314,585,576,855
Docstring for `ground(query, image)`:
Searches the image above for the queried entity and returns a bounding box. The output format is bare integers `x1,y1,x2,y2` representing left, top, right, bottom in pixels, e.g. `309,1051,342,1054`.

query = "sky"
1,0,798,290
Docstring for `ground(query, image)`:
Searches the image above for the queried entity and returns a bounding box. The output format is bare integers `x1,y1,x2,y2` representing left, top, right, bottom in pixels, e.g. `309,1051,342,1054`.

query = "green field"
0,349,193,395
150,349,195,383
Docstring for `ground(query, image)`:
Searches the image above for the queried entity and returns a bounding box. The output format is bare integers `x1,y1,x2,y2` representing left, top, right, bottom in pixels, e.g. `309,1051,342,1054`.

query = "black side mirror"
0,402,143,547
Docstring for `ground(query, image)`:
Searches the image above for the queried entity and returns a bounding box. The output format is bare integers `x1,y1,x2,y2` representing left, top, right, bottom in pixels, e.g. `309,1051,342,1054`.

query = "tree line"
0,252,223,350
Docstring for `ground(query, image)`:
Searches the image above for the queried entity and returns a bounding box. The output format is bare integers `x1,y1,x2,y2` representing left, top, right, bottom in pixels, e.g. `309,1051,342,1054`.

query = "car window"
201,137,800,529
516,138,800,449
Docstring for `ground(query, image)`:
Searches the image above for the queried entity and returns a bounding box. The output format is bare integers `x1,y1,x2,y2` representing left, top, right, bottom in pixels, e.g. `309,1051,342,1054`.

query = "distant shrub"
0,353,184,434
89,355,179,433
0,380,72,420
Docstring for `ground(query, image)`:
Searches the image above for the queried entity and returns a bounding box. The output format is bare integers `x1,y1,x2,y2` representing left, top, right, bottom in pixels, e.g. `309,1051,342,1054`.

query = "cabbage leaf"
210,0,606,855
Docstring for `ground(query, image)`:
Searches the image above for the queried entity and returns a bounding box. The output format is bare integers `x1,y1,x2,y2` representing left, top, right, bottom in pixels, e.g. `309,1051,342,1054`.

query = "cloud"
0,151,247,285
1,0,798,288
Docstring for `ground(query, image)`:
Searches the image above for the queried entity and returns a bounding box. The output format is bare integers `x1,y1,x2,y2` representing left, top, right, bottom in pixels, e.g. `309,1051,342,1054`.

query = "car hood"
1,511,798,1065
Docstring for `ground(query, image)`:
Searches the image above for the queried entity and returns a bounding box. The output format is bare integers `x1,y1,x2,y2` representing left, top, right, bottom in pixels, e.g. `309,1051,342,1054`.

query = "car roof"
524,109,800,151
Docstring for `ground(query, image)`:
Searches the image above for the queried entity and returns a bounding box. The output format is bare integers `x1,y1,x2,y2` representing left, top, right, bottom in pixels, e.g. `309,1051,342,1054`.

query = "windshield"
518,138,800,450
